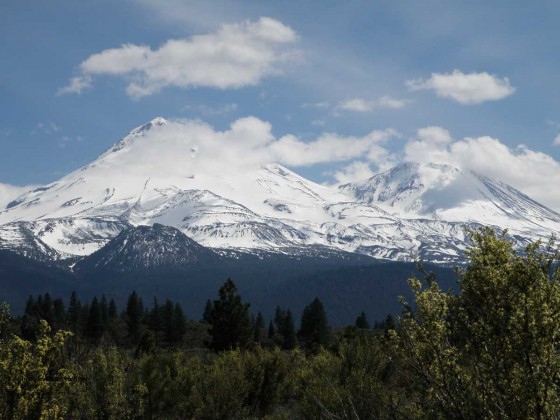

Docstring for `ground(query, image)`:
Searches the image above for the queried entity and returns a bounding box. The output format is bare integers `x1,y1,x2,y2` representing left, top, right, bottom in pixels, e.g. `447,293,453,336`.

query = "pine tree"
202,299,213,323
162,299,175,345
53,298,66,330
172,303,187,344
67,291,82,334
86,297,104,342
253,311,265,343
268,320,275,339
125,291,144,345
149,297,162,347
24,295,36,317
207,278,251,351
281,309,297,350
108,299,118,320
100,294,109,326
355,311,370,329
299,297,330,354
41,293,54,326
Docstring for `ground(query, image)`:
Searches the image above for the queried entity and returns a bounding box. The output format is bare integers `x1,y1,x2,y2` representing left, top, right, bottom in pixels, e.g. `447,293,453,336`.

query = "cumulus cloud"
407,70,515,104
0,184,34,207
57,75,92,95
336,96,412,113
59,17,298,98
331,161,376,184
404,126,560,210
554,134,560,146
120,117,398,181
270,129,396,167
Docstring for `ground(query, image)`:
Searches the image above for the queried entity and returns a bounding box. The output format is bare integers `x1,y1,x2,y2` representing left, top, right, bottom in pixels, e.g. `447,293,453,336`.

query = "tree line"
13,277,376,358
2,227,560,418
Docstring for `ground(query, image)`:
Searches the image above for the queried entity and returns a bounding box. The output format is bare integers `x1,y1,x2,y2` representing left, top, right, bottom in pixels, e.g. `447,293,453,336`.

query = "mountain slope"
1,119,559,264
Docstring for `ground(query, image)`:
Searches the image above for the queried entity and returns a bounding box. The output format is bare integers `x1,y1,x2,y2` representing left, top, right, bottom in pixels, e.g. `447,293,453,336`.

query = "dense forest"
2,227,560,418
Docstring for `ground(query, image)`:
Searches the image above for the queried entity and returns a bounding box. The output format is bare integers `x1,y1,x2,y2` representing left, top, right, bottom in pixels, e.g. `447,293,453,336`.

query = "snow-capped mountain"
1,117,559,264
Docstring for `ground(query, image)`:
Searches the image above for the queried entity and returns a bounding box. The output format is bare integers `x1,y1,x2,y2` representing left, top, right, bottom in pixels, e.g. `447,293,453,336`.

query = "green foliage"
134,351,198,418
0,301,11,338
395,227,560,418
296,336,399,419
0,320,73,419
66,347,136,419
191,346,298,419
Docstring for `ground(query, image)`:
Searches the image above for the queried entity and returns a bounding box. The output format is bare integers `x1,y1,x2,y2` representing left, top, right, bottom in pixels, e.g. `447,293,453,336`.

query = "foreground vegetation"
1,227,560,419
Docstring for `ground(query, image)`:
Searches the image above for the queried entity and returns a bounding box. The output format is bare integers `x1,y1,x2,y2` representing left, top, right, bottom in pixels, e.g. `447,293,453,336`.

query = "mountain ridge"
1,118,558,264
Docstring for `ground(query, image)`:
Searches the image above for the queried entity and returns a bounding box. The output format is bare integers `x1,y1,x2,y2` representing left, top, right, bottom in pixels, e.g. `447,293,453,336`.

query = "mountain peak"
75,223,216,273
99,117,169,158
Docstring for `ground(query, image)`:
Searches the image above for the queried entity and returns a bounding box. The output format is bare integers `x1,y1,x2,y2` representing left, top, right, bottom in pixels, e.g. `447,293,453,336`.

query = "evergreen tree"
86,297,104,342
21,296,40,340
41,293,54,326
162,299,175,345
202,299,213,324
172,303,187,344
24,295,36,317
100,294,109,326
108,299,118,320
67,291,82,334
207,278,252,351
268,321,275,339
299,297,330,354
281,310,297,350
253,311,265,343
125,291,144,345
149,297,162,347
355,311,370,329
53,298,66,330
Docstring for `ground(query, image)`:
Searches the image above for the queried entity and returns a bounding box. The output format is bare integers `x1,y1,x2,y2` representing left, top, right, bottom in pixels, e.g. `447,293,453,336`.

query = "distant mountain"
0,118,559,264
75,223,217,273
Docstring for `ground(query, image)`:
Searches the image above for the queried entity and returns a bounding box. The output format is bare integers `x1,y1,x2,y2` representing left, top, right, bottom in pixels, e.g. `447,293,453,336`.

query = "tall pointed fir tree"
207,278,252,351
125,291,144,345
299,297,330,354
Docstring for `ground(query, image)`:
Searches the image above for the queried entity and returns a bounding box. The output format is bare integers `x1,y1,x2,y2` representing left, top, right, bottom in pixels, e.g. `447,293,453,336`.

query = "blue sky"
3,0,560,208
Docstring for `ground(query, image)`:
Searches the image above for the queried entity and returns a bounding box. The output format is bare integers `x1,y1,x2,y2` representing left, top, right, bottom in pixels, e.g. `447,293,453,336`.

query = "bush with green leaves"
296,336,401,419
394,228,560,418
191,346,299,418
0,319,73,419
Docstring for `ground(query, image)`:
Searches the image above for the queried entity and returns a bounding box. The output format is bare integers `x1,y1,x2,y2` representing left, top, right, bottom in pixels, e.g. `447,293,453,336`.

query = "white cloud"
0,184,35,208
270,129,397,167
404,126,560,210
60,17,298,98
407,70,515,104
338,98,374,112
31,122,62,136
554,134,560,146
331,161,376,184
311,119,326,127
58,135,84,149
336,96,412,113
57,75,92,95
302,101,331,109
128,117,398,180
377,95,412,109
